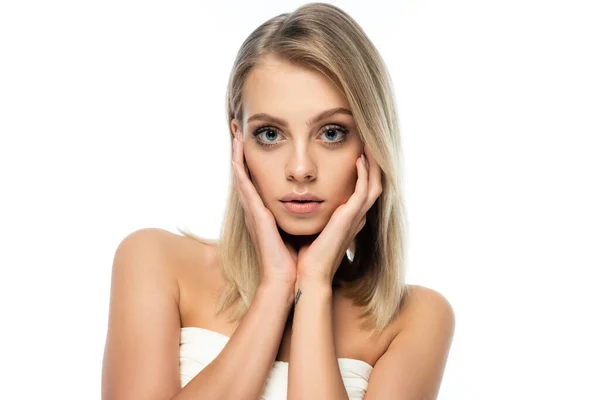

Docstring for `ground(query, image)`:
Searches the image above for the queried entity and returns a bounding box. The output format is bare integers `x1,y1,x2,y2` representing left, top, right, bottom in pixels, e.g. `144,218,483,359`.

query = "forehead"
242,56,349,120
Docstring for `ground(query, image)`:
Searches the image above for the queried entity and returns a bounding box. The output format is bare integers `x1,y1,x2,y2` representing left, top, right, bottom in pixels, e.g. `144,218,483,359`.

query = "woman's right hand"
231,132,298,292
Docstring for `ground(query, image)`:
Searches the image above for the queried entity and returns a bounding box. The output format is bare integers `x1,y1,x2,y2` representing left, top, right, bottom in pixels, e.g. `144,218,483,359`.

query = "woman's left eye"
252,124,349,148
321,126,348,143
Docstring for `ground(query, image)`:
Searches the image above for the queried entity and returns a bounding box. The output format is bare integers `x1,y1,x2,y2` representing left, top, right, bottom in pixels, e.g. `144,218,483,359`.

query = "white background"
1,1,599,398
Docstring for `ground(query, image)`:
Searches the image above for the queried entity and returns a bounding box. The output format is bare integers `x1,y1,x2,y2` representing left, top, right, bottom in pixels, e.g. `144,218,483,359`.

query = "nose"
285,145,317,182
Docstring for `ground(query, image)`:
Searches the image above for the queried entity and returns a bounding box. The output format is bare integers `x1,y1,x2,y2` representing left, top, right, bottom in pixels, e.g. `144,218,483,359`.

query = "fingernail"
361,154,366,164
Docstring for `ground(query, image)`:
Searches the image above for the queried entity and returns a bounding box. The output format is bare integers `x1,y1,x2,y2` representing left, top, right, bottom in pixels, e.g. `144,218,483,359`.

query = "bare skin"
174,231,404,367
230,54,365,244
102,53,454,399
177,54,422,367
101,227,451,400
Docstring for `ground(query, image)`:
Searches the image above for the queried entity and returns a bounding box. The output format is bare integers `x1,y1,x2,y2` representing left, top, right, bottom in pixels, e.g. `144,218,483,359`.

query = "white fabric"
179,327,373,399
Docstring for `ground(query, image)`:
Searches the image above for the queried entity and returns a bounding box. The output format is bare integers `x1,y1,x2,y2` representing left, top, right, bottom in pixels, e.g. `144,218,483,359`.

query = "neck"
277,227,356,257
278,228,319,253
277,226,356,285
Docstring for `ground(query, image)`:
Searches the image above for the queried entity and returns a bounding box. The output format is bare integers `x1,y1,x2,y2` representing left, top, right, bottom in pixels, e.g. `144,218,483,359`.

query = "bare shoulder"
116,227,217,279
111,227,178,279
111,228,185,293
166,229,222,290
114,226,179,255
396,284,456,333
163,229,225,325
362,285,455,399
102,227,209,399
404,284,455,317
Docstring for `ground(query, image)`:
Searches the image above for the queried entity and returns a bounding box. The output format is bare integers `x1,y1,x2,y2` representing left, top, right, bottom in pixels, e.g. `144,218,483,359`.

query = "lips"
281,200,322,214
280,192,323,202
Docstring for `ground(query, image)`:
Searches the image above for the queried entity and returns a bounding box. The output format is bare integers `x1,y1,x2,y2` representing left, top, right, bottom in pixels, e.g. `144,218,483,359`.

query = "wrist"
258,279,296,305
293,276,333,309
296,270,332,288
295,273,332,293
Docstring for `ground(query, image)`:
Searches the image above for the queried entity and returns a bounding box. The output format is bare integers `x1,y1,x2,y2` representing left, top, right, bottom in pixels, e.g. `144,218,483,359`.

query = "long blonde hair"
179,2,409,335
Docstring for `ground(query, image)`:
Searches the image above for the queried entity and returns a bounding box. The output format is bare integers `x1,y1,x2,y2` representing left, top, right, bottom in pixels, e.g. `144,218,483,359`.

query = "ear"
230,118,252,178
230,118,242,139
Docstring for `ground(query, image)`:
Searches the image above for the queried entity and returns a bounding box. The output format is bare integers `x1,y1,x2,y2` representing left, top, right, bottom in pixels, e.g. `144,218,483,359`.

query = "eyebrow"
246,107,353,128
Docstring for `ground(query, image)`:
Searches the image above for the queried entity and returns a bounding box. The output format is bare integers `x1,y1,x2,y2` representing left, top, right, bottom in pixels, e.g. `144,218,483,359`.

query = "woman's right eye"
252,126,282,148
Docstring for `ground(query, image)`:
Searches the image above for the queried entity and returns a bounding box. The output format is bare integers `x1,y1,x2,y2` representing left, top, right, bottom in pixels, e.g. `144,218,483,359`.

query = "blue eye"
322,127,345,142
254,127,282,146
251,124,349,149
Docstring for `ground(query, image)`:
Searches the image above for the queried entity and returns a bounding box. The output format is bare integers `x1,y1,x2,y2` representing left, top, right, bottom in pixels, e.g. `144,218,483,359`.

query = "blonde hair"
179,2,409,335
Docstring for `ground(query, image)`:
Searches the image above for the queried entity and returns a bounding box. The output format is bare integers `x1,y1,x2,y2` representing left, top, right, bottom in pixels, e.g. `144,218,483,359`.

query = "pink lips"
280,200,322,214
280,192,323,202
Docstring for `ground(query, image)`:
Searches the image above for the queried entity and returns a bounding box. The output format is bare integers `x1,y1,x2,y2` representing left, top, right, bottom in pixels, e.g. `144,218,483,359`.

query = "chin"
278,224,322,236
273,210,327,237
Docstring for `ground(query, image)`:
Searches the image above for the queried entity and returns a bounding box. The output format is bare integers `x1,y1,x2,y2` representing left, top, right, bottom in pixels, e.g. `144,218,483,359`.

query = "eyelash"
251,124,350,149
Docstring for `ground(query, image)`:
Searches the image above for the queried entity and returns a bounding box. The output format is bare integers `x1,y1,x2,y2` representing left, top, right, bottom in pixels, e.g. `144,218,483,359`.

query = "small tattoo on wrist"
294,288,302,305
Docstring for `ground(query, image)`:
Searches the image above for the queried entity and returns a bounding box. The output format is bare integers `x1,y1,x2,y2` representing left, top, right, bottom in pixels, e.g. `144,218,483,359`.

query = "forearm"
174,282,294,400
287,278,349,400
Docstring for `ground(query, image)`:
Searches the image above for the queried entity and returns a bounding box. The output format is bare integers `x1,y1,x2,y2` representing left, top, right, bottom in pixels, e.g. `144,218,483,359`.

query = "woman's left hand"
296,147,382,286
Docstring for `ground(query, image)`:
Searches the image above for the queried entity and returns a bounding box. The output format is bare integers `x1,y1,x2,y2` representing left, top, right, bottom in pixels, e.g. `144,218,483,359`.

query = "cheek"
328,159,359,201
245,154,270,197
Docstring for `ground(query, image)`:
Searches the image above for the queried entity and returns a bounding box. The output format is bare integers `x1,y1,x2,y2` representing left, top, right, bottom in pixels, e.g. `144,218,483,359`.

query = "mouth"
280,200,323,214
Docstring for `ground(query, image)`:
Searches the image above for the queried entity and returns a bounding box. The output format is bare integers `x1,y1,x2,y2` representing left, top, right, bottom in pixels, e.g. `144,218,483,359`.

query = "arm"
287,277,348,400
178,280,294,400
363,286,455,400
101,228,295,400
286,149,382,399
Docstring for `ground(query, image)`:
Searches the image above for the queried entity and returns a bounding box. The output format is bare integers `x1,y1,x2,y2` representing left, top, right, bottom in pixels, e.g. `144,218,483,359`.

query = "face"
230,55,364,237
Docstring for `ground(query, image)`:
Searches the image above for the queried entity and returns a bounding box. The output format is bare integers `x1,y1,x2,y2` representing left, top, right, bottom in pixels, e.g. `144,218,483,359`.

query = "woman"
101,3,455,399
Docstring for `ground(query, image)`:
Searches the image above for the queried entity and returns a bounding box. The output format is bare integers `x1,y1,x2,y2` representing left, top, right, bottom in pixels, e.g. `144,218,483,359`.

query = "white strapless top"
179,327,374,399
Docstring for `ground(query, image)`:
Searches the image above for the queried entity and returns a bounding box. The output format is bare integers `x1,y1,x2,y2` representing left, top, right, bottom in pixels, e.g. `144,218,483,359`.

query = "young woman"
101,3,455,399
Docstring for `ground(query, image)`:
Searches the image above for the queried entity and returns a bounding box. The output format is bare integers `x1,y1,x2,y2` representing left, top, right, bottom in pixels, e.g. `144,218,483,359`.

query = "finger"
232,136,241,190
362,147,383,213
345,154,370,214
232,133,250,176
231,140,268,217
232,135,251,211
233,161,257,211
233,133,244,166
232,161,248,211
